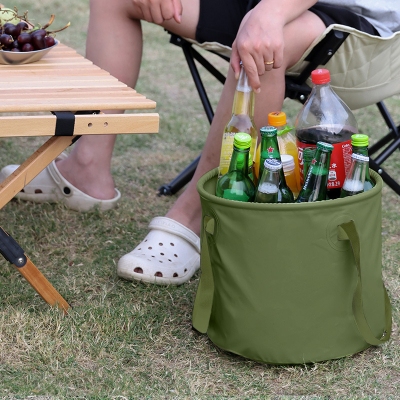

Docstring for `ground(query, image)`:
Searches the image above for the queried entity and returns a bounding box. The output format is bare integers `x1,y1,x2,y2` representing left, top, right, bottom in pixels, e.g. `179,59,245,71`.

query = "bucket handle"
338,220,392,345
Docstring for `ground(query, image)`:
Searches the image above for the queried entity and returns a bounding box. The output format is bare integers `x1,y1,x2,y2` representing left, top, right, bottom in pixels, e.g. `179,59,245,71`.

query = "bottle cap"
281,154,295,171
316,141,334,152
311,69,331,84
260,126,278,137
233,132,252,149
351,133,369,147
303,147,316,161
351,153,369,163
263,158,282,171
268,111,286,127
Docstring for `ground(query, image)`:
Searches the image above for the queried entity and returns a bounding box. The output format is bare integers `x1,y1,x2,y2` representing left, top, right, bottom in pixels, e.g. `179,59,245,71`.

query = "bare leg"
56,0,200,200
166,10,326,235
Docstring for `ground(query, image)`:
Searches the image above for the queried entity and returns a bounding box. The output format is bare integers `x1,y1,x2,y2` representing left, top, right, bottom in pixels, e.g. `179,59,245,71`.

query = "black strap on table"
52,111,75,136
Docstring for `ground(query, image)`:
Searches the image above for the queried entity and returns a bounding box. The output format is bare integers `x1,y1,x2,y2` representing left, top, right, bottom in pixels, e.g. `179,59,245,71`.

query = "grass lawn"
0,1,399,398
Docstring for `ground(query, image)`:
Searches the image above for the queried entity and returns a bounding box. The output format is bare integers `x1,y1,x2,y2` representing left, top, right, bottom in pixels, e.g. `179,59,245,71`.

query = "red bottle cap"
311,69,331,84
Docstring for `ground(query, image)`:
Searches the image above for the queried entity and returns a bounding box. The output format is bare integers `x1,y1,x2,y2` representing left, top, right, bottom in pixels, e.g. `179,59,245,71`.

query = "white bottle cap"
281,154,295,172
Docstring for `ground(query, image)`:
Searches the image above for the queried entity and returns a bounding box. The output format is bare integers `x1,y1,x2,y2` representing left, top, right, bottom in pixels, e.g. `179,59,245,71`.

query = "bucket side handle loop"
192,216,215,333
338,220,392,345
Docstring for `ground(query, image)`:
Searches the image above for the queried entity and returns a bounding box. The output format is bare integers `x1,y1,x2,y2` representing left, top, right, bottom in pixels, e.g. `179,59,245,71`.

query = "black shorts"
195,1,380,47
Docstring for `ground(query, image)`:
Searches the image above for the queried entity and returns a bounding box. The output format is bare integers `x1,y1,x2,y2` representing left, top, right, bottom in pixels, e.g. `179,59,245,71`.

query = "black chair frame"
158,30,400,197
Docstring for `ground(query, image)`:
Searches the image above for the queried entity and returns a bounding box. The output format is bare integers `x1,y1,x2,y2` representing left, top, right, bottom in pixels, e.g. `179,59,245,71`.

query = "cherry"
44,35,56,48
17,32,31,45
21,43,34,52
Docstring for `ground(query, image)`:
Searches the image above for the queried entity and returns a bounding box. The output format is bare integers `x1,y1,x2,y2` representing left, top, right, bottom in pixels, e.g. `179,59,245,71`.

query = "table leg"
0,135,76,209
0,135,75,313
16,256,70,314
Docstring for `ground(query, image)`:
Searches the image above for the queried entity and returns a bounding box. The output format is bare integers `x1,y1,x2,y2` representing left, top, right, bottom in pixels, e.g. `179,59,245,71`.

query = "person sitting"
1,0,399,285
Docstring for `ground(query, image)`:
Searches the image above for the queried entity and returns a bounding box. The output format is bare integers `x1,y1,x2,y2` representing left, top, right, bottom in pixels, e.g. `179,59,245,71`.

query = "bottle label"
219,133,236,177
297,140,352,189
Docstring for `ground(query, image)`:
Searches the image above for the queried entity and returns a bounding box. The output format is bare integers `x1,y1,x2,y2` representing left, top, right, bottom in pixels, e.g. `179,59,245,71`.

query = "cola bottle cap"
311,68,331,84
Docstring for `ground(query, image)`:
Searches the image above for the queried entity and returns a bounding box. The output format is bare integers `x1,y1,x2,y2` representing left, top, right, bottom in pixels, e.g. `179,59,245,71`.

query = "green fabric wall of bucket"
193,168,392,364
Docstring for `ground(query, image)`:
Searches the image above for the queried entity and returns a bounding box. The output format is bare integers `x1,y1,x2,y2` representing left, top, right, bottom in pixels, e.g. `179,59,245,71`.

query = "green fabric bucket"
193,168,391,364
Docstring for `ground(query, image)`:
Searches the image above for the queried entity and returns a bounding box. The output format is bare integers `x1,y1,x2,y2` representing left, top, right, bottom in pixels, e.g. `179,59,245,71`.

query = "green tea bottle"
351,134,374,191
296,141,334,203
340,153,369,198
216,132,256,202
255,159,294,203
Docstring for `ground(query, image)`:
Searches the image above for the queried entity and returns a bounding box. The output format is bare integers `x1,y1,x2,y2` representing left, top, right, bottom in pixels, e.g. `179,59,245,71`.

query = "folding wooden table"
0,42,159,313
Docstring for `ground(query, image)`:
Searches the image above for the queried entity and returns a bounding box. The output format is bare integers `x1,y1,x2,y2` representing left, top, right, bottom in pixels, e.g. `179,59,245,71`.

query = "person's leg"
166,10,326,235
118,9,326,283
1,0,201,207
57,0,201,201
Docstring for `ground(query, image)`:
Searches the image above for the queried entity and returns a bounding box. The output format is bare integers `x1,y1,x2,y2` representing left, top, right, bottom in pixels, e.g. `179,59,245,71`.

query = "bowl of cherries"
0,7,69,65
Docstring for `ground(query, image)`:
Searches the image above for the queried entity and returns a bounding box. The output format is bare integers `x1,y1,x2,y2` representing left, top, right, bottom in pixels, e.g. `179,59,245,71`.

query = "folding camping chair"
158,24,400,196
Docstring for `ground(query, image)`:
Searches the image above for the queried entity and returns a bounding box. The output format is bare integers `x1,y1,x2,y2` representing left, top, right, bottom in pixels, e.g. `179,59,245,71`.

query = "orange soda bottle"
255,112,301,193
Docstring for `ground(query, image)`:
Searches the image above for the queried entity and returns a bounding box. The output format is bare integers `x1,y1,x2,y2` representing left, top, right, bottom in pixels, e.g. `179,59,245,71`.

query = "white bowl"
0,39,58,65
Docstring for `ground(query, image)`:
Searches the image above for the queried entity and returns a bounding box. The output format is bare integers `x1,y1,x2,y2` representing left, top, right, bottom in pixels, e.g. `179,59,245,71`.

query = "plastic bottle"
218,64,258,180
269,111,301,188
340,153,369,198
296,141,334,203
281,154,300,199
216,132,256,202
351,133,375,191
295,69,358,199
256,159,294,203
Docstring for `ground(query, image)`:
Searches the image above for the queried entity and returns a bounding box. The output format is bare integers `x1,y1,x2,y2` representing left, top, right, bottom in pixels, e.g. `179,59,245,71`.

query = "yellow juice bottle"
218,65,258,181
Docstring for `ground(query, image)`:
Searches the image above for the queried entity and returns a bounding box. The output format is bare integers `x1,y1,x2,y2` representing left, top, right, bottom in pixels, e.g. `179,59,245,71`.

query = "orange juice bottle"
255,111,301,189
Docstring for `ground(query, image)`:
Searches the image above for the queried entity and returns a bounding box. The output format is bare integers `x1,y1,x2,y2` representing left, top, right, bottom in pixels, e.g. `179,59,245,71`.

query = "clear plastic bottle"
281,154,300,199
269,111,301,189
218,64,258,180
295,69,358,199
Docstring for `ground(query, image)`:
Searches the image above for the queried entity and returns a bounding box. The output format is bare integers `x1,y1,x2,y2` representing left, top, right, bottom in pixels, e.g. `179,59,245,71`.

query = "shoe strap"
149,217,200,253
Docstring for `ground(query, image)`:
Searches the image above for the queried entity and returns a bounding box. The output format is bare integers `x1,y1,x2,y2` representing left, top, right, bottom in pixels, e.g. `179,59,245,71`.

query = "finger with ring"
264,60,274,65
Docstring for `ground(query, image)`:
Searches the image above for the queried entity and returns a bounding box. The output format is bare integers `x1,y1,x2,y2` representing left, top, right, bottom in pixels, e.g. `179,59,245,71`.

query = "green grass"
0,1,399,398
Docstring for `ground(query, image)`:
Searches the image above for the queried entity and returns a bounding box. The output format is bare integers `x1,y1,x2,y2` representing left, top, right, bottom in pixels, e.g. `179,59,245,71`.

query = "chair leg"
158,37,226,196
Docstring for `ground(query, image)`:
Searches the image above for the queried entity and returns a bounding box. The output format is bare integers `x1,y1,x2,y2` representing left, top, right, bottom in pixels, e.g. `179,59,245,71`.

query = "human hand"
230,6,285,93
132,0,182,24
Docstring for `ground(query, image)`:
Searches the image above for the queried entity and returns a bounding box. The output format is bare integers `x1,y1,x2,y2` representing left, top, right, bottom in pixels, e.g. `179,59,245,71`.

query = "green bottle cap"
233,132,252,149
260,126,278,137
351,134,369,147
316,141,334,152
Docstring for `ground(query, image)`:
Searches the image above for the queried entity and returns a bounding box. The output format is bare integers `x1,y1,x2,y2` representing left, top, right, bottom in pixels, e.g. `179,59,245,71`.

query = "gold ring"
264,60,274,65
